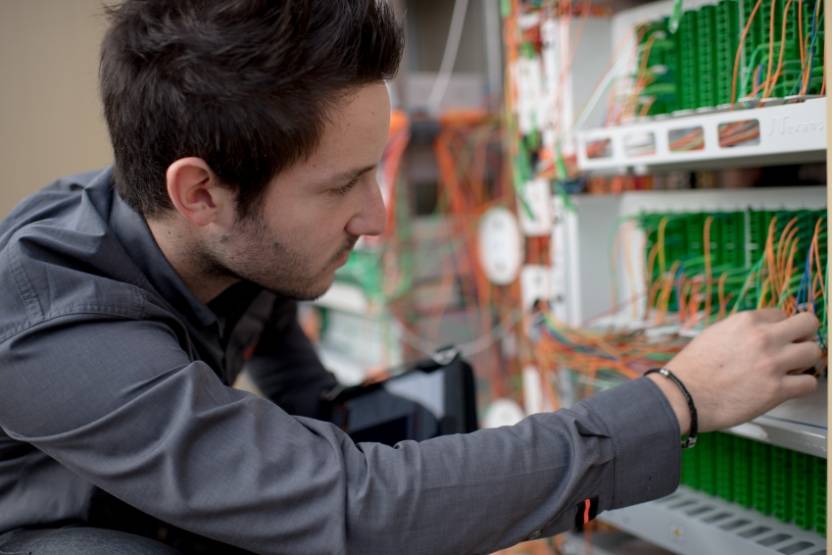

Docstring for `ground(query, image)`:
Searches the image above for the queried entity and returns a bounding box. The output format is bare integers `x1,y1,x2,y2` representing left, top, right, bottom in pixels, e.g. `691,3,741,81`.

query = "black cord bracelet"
645,367,699,449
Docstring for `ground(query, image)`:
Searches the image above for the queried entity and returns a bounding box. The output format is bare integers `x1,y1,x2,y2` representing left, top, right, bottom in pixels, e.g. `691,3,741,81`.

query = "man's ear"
165,158,236,228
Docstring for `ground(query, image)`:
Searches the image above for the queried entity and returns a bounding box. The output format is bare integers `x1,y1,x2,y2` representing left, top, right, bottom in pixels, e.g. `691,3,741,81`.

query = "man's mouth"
333,239,357,266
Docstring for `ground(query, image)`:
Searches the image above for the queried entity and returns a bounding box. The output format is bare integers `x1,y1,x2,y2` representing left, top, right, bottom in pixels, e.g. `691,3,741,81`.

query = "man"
0,1,822,554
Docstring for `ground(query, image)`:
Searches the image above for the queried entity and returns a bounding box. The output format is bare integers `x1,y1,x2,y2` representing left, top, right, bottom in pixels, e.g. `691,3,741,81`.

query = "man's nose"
346,178,386,238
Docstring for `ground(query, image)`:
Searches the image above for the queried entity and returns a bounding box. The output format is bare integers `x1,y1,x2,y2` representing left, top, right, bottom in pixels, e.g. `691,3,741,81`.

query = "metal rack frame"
601,487,827,555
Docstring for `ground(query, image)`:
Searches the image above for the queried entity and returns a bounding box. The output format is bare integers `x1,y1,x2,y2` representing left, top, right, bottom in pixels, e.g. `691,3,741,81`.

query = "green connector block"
681,444,700,489
640,208,826,318
710,214,737,269
676,11,699,110
747,210,769,259
714,433,734,502
778,0,801,94
771,446,792,523
739,0,763,98
715,0,740,105
759,1,780,51
811,456,826,536
791,451,812,530
695,6,718,108
697,433,718,496
680,432,824,536
718,212,745,268
731,435,752,508
636,19,680,116
801,0,825,96
750,441,772,515
656,17,680,114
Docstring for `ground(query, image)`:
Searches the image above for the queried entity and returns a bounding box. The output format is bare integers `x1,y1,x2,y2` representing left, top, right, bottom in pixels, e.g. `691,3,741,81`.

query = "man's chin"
303,284,333,302
268,275,335,301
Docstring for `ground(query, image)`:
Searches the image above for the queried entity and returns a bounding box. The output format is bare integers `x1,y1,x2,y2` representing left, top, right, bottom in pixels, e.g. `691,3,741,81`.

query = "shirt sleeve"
0,314,680,555
243,299,338,419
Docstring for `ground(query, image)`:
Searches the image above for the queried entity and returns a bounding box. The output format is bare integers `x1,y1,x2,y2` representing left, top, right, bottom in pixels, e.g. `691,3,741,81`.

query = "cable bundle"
530,206,828,412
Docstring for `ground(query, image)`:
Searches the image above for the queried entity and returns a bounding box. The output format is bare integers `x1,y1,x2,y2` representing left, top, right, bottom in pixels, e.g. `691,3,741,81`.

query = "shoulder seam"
8,245,44,324
0,303,150,344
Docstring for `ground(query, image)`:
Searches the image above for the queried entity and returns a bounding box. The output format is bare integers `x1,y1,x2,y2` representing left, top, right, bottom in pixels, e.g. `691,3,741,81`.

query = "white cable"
574,31,640,130
573,52,635,131
574,64,619,130
427,0,471,115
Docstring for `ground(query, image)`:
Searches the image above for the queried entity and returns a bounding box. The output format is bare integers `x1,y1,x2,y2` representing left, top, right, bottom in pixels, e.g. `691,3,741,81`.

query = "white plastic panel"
577,99,827,172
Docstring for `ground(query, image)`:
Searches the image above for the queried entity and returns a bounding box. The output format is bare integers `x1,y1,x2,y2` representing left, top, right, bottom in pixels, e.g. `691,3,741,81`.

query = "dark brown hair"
100,0,403,217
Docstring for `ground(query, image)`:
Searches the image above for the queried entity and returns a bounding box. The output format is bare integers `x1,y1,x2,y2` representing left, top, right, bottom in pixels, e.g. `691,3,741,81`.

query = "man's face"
207,83,391,300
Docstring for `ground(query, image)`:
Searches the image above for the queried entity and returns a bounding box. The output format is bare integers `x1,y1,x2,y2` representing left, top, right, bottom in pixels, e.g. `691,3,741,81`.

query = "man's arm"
0,314,680,555
244,299,337,419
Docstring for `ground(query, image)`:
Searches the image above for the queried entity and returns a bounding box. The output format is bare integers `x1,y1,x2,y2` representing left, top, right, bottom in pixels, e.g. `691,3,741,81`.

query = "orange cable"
799,0,807,77
657,217,669,276
703,216,714,319
763,0,778,97
764,0,795,99
717,272,729,320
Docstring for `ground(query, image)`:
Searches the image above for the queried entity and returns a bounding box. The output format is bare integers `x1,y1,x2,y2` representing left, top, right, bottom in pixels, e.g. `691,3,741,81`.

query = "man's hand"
647,309,823,435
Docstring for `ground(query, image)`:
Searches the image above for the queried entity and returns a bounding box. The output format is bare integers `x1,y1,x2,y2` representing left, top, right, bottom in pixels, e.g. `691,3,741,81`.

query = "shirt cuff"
581,377,682,509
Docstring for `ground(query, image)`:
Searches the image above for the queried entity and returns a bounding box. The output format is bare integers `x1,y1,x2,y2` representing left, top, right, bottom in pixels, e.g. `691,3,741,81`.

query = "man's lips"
334,241,357,266
331,237,359,267
335,249,350,265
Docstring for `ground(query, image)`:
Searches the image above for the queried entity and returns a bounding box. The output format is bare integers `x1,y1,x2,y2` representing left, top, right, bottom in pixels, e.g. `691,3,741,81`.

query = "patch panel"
637,207,827,343
634,0,825,116
681,432,827,535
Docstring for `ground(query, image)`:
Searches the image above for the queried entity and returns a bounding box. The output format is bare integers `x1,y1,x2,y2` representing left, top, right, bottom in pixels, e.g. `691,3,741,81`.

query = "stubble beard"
201,215,351,301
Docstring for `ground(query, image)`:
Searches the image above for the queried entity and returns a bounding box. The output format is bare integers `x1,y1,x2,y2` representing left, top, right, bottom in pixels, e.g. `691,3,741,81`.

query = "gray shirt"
0,168,681,554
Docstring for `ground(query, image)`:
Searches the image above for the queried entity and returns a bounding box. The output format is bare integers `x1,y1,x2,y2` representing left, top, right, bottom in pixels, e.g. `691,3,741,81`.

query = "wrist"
646,372,692,436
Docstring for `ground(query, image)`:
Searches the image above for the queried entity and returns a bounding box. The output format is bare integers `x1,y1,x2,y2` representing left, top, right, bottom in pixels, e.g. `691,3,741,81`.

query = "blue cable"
796,250,813,308
790,0,822,96
674,264,685,312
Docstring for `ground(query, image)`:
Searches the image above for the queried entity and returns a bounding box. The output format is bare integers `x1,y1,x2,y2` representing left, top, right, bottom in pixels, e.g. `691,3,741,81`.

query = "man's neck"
146,218,237,304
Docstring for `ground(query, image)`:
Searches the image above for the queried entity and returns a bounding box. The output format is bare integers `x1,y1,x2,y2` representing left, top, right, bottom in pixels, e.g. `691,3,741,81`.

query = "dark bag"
321,347,478,446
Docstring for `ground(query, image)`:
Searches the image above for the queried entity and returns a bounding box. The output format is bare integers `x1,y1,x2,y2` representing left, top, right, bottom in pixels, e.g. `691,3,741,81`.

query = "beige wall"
0,0,111,218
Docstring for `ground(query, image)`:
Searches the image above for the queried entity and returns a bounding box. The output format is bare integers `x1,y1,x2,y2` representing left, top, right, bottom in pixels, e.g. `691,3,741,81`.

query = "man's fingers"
752,308,789,324
770,312,820,343
775,341,823,373
780,374,819,400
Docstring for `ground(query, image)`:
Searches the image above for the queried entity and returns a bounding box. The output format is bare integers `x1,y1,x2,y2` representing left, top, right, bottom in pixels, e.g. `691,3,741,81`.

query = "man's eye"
331,177,359,196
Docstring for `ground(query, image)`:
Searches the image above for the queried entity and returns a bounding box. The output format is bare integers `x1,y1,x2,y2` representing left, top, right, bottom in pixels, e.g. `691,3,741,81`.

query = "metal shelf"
600,487,826,555
577,98,826,172
727,382,828,460
561,530,673,555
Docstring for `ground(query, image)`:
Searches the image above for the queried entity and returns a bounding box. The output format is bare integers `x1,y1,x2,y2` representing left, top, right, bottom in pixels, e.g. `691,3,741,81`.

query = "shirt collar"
104,169,218,328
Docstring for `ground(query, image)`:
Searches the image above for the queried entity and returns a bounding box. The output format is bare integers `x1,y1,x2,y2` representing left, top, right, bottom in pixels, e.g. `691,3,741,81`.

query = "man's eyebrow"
317,164,377,186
